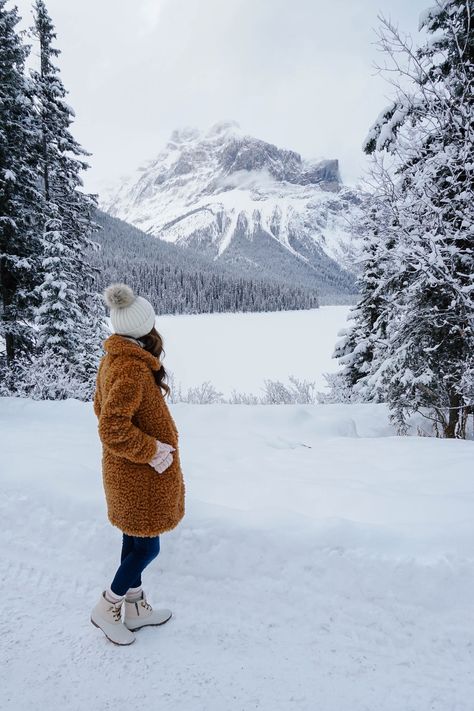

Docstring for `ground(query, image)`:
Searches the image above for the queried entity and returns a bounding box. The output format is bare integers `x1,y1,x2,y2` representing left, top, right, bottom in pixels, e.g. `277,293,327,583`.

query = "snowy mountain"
90,210,321,315
101,121,363,297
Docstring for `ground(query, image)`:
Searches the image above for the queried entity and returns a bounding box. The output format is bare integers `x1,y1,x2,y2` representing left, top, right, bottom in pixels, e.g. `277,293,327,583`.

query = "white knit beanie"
103,284,156,339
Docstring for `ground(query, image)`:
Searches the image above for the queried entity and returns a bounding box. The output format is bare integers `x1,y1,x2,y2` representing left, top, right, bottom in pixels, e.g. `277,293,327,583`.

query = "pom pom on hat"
103,283,136,309
103,283,156,339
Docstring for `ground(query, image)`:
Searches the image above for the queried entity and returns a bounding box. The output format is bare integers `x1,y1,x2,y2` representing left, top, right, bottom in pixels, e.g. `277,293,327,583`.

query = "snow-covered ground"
157,305,349,396
1,306,474,710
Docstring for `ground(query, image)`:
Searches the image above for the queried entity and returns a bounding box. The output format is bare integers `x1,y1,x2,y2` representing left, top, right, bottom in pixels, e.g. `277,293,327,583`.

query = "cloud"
138,0,166,36
11,0,429,193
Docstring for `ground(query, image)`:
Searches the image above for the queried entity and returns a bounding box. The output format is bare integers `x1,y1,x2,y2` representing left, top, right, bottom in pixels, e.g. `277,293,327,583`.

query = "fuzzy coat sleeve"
93,362,103,419
97,362,157,464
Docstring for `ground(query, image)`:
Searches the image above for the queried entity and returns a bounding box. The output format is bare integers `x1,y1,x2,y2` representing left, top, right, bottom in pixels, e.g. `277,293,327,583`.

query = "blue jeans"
110,533,161,596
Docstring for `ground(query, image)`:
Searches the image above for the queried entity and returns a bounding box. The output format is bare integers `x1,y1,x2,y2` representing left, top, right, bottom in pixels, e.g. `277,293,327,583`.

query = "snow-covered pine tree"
35,210,83,359
30,0,107,398
329,191,395,403
0,1,43,379
332,0,474,437
327,158,407,405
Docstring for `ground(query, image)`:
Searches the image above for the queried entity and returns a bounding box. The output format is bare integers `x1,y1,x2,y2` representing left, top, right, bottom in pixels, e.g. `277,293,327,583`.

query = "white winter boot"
90,591,136,646
124,592,172,631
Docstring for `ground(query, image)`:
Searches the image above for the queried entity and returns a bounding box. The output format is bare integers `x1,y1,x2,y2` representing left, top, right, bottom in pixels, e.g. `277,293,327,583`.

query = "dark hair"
138,327,170,397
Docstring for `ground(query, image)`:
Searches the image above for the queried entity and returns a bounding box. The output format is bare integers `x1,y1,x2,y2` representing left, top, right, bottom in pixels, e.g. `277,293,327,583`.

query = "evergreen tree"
0,0,42,375
35,210,83,359
30,0,107,397
332,0,474,437
330,195,393,402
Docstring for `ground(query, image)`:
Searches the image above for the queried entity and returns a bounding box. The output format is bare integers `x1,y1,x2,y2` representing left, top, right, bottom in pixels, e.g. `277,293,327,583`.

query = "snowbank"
2,397,473,559
1,397,473,710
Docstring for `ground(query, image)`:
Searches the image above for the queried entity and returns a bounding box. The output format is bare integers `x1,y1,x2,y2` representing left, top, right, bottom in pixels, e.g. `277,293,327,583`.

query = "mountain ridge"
101,122,362,297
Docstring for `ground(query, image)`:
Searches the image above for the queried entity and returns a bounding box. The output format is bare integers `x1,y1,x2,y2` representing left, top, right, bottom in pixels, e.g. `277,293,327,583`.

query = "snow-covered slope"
102,122,363,295
1,397,473,710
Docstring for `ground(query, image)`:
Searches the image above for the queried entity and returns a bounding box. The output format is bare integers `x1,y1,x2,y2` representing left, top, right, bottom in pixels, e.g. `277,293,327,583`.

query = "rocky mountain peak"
102,123,362,297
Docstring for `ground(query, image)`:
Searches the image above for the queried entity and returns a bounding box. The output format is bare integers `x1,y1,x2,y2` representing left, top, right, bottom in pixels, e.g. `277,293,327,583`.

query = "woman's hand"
149,440,175,473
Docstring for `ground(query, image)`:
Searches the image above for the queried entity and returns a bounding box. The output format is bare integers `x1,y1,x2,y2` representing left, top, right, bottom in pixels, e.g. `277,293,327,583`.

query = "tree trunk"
0,255,17,363
444,391,461,439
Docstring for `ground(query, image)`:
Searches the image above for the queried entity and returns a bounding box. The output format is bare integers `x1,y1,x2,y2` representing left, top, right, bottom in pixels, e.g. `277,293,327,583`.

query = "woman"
91,283,185,646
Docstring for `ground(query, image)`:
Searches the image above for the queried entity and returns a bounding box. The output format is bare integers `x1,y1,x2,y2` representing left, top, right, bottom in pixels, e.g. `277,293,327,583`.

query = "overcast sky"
14,0,428,194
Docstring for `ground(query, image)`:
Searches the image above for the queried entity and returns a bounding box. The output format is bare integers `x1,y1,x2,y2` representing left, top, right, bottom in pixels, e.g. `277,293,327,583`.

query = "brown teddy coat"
93,334,185,537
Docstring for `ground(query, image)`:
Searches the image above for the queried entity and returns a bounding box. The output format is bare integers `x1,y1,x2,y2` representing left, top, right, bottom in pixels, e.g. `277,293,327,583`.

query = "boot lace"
141,598,153,612
108,604,122,622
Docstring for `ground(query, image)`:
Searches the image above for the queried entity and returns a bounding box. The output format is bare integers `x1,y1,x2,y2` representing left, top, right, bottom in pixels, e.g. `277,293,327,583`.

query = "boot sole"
90,617,136,646
126,611,173,632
